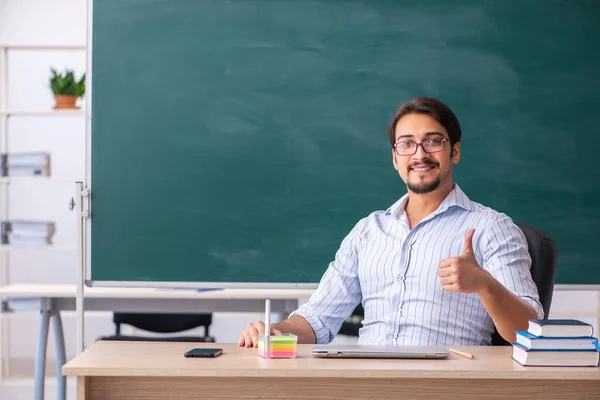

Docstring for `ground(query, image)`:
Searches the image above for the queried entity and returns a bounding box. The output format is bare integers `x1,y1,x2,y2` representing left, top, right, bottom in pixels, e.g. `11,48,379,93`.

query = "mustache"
407,160,439,171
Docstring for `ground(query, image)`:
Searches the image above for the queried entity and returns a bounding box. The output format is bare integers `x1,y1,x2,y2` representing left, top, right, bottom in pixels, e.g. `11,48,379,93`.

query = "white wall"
0,0,89,386
0,1,598,399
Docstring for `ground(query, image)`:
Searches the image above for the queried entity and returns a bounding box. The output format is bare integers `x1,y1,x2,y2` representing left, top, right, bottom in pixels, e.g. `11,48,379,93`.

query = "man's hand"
238,321,282,348
438,228,491,294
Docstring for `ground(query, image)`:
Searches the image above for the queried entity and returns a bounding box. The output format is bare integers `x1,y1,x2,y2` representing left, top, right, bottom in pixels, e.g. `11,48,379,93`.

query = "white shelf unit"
0,44,86,380
0,245,77,253
0,110,85,116
0,177,75,184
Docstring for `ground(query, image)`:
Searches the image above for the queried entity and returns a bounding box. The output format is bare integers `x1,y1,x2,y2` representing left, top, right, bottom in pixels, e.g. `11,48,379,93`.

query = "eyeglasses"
393,138,448,156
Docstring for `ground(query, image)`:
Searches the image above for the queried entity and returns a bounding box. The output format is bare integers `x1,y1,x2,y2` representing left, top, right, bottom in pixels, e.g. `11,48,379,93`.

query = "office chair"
338,304,364,337
491,224,558,345
338,224,558,346
100,313,215,342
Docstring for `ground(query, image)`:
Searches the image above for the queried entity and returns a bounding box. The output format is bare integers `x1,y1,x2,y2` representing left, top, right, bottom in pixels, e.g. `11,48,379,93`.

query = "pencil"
448,348,475,360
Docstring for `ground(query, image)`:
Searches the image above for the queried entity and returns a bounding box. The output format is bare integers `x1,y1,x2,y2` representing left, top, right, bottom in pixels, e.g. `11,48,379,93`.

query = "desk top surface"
62,341,600,380
0,284,313,299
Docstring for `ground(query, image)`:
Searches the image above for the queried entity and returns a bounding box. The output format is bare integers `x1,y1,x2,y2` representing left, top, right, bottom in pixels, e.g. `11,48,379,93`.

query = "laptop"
312,345,450,359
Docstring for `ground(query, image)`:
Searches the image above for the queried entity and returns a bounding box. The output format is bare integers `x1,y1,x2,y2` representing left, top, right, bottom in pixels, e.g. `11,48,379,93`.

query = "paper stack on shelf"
0,220,56,246
0,152,51,177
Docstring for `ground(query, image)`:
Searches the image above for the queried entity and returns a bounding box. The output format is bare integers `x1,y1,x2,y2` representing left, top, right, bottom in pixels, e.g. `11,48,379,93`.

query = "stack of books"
0,220,56,246
1,152,51,177
512,319,599,366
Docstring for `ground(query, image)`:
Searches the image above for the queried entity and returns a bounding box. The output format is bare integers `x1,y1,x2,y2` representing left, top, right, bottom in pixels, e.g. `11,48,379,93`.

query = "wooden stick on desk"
448,348,475,360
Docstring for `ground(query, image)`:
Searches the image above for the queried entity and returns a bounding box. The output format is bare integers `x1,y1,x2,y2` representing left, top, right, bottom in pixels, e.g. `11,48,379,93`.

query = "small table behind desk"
63,342,600,400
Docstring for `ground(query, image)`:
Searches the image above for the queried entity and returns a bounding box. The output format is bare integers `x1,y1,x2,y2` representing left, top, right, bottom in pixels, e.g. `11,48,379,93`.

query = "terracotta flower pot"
53,95,79,109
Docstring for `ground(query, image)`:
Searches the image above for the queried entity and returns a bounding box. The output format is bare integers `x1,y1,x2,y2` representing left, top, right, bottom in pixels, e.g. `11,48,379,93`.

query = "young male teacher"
239,97,542,347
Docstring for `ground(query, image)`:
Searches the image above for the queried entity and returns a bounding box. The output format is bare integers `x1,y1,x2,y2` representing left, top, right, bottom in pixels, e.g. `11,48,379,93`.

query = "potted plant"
49,68,86,109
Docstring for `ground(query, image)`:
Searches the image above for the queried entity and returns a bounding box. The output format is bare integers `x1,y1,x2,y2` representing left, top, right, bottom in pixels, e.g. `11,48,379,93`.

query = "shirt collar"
384,183,473,218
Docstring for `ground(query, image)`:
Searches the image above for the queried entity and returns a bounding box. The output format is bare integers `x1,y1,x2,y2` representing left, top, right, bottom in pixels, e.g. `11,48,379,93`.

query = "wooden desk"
63,342,600,400
0,284,313,400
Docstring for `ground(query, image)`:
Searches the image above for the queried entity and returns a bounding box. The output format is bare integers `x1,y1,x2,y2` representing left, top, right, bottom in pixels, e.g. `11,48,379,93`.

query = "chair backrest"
491,224,558,345
113,313,212,334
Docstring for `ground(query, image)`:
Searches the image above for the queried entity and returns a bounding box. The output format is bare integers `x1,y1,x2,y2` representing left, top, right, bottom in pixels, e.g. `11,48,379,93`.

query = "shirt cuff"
521,296,545,320
289,306,332,344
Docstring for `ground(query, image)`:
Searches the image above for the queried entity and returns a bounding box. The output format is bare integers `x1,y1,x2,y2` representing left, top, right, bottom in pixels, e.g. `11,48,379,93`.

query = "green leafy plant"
49,68,86,97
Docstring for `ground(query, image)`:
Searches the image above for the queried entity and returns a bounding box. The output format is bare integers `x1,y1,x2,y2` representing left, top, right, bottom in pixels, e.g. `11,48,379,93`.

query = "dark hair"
387,97,462,148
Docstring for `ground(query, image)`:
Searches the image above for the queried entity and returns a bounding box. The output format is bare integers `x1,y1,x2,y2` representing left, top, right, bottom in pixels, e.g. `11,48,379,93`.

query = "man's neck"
404,181,454,229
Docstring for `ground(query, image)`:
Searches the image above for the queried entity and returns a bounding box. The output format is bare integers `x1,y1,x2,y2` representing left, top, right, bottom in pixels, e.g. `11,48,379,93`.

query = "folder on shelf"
0,220,56,246
1,152,51,177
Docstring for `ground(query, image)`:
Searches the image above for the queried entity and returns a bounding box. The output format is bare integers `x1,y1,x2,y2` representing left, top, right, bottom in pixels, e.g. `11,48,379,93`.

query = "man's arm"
238,218,366,347
438,216,543,343
273,316,317,343
477,275,537,342
479,215,543,342
238,316,316,348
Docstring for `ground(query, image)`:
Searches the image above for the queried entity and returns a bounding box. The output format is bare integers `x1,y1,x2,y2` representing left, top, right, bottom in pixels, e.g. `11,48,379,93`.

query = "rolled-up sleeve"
289,219,364,344
481,214,544,319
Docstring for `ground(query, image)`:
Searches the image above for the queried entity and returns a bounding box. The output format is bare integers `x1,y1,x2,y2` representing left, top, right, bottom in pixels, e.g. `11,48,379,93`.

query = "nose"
411,143,431,161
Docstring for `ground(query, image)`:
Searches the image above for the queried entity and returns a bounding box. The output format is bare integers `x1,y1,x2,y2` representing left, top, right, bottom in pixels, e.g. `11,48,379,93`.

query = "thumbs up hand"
438,229,491,294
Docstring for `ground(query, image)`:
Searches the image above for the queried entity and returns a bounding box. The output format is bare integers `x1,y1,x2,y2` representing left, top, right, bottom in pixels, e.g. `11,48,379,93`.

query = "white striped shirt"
290,183,543,346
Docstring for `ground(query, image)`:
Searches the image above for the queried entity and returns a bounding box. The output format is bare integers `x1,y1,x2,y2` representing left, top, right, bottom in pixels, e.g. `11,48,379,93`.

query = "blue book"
528,319,594,338
515,331,598,351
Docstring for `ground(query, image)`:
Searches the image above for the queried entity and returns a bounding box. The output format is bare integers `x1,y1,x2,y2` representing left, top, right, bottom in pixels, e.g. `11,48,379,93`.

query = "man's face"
392,113,460,195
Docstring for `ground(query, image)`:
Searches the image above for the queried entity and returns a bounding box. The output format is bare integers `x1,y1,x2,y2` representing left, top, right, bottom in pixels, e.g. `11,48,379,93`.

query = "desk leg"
34,309,51,400
52,309,67,400
77,376,89,400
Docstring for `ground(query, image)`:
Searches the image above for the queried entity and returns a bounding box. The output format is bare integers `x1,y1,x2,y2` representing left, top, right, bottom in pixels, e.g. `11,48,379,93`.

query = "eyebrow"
395,131,446,140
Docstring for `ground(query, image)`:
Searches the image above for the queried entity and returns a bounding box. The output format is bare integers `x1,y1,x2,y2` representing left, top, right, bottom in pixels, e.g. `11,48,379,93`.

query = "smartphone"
184,348,223,358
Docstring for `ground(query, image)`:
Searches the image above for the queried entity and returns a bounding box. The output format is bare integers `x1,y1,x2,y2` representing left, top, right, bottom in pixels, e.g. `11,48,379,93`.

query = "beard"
406,176,441,194
406,160,441,194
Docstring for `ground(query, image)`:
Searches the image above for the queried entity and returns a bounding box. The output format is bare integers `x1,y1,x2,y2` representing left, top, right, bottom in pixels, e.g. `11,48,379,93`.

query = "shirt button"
403,246,409,250
388,335,393,340
393,307,398,312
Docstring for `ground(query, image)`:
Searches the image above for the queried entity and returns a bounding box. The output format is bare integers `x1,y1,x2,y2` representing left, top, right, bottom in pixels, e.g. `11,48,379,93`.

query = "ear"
451,142,461,164
392,149,399,171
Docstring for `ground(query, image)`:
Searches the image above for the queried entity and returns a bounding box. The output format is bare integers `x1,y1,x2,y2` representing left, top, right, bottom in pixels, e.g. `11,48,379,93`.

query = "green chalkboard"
90,0,600,286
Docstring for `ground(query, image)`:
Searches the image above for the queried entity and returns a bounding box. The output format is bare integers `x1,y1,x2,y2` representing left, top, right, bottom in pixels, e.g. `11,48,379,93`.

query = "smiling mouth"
411,166,436,172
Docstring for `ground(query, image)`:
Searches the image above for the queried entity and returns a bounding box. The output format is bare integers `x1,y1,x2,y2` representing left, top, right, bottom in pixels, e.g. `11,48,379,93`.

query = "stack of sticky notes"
258,333,298,359
512,319,599,366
